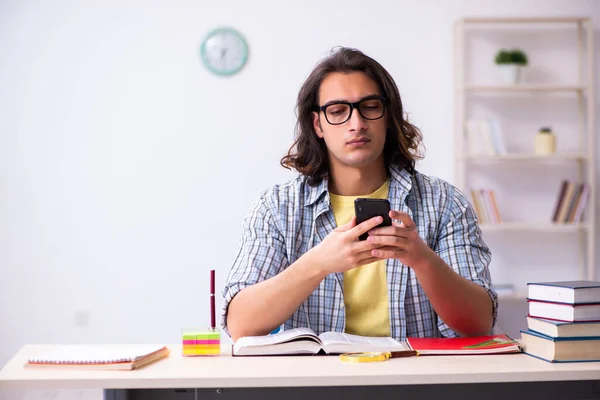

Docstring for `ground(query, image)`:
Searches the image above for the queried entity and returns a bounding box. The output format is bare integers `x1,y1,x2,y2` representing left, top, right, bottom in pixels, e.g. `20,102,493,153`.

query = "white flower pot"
499,64,522,85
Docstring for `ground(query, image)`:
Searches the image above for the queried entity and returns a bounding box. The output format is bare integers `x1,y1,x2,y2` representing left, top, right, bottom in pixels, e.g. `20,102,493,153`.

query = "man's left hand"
366,210,436,269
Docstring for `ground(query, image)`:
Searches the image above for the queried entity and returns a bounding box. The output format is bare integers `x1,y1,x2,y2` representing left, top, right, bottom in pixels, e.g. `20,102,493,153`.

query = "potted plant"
494,49,528,84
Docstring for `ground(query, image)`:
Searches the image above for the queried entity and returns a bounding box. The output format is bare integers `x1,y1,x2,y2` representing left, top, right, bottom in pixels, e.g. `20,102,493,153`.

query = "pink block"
195,340,220,345
183,340,196,345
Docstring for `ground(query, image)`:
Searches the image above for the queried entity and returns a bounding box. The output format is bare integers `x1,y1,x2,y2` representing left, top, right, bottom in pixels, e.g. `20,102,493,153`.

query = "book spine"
551,180,569,223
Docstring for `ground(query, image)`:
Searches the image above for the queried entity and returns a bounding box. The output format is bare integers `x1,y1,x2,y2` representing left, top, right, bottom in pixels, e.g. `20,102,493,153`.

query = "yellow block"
196,349,220,355
182,347,197,355
195,344,220,351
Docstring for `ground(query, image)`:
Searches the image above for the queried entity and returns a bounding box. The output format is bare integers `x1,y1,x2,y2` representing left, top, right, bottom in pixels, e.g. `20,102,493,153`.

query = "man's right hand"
308,216,386,276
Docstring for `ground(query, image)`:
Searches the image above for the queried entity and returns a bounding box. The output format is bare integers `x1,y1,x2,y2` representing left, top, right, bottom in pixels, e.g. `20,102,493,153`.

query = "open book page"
319,332,410,354
233,328,322,356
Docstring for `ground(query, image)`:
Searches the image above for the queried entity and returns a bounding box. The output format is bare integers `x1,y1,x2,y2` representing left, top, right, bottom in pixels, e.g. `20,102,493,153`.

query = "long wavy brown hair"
280,47,424,185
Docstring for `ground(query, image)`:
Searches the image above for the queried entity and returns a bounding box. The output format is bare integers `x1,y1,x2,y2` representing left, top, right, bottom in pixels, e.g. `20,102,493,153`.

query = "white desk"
1,344,600,400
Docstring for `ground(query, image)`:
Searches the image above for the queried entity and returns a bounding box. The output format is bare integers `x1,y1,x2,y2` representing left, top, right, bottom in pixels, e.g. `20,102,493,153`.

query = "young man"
222,47,497,342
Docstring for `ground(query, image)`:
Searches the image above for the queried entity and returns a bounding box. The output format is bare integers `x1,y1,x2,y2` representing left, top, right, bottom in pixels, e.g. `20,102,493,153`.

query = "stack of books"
520,280,600,363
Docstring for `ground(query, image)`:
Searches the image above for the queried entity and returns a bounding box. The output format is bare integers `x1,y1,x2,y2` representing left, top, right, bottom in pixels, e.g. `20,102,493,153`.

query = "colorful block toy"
182,328,221,356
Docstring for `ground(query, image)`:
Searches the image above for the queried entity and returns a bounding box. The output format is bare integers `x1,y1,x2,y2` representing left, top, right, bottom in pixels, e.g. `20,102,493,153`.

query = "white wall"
1,0,599,378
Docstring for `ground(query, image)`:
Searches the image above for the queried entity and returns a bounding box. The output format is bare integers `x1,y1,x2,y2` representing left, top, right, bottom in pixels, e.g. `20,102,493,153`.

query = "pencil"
210,269,216,330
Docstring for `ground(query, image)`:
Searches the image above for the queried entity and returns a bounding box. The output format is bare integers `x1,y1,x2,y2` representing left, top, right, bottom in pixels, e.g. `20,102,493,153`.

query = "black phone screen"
354,198,392,240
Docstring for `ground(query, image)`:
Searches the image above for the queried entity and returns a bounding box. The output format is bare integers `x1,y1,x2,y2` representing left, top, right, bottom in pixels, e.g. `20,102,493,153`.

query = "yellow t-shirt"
329,180,391,337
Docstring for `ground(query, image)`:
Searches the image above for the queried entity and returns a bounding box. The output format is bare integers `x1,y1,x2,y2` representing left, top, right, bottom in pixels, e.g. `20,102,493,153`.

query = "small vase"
499,64,521,85
535,127,556,155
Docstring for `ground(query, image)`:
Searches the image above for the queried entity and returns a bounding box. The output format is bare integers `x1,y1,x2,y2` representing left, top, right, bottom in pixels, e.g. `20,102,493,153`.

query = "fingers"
335,216,357,232
367,235,408,248
368,224,412,237
350,216,384,238
371,247,403,259
353,239,386,253
389,210,415,229
354,247,384,265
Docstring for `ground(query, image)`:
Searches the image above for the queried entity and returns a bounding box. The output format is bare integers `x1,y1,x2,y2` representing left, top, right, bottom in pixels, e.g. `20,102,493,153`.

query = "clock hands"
201,28,247,75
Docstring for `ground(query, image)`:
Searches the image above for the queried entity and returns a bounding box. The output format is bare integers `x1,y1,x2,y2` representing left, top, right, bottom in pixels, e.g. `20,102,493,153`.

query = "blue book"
527,316,600,338
527,280,600,305
520,329,600,363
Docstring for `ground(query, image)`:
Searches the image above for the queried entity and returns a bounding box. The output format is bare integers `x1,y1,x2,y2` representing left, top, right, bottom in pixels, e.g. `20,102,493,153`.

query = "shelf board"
463,153,588,162
460,17,590,25
480,223,589,232
460,84,585,92
497,292,527,301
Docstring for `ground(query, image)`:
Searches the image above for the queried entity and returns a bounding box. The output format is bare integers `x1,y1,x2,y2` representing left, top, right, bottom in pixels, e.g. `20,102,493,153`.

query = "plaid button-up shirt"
222,165,497,340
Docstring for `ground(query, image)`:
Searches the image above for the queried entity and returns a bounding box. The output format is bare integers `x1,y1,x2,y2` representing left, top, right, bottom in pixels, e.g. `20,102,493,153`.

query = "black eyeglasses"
315,96,387,125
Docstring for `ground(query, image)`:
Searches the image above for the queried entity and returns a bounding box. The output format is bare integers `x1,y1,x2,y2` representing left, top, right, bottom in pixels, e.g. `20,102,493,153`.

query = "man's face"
313,71,387,170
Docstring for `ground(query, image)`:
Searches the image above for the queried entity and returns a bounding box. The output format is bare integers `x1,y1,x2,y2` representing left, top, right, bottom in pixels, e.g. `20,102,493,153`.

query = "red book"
407,334,521,355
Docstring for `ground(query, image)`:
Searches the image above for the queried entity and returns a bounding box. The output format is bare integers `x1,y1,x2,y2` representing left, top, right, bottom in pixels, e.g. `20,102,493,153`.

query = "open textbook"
232,327,411,356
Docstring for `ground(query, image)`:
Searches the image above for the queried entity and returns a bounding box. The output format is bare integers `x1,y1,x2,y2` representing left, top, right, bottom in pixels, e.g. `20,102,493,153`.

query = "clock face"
200,27,248,76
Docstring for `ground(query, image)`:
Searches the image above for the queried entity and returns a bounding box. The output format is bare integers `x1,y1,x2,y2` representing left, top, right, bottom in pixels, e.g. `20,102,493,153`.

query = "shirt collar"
304,164,413,208
304,176,329,207
388,164,413,195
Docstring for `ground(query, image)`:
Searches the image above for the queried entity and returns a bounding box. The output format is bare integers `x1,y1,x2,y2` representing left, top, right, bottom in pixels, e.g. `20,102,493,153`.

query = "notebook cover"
26,345,167,365
407,334,519,353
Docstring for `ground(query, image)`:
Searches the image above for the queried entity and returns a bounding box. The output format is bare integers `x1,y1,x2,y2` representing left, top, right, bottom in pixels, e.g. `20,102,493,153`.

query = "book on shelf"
406,334,521,355
464,118,507,156
231,328,411,356
551,180,590,223
526,316,600,338
25,344,169,370
520,329,600,363
470,188,502,224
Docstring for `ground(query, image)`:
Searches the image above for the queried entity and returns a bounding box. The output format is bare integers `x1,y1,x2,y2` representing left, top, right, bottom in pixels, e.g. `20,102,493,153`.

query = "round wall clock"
200,27,249,76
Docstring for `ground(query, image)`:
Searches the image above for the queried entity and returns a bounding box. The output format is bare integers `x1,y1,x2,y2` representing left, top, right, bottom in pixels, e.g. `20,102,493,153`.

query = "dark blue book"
527,316,600,338
520,329,600,363
527,280,600,305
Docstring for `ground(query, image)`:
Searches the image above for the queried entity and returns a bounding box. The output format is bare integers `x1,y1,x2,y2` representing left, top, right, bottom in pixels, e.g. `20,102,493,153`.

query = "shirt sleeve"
221,192,289,337
433,186,498,338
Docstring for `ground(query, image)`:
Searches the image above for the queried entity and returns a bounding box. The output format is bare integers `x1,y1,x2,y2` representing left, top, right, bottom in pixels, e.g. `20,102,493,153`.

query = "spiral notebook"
26,344,169,370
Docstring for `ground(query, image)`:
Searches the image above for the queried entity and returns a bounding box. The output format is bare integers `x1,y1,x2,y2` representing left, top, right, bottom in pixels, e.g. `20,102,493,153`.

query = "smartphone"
354,198,392,240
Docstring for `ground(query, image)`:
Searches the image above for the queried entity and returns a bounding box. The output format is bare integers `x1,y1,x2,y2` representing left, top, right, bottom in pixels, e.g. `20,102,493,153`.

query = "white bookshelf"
460,84,585,92
453,17,596,289
463,153,588,162
478,222,590,233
